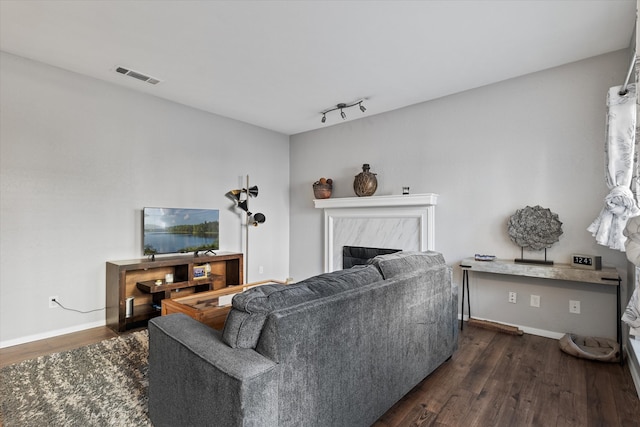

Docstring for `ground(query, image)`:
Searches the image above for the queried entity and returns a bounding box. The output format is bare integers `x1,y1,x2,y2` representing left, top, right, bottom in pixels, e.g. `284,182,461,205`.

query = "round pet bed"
559,333,620,363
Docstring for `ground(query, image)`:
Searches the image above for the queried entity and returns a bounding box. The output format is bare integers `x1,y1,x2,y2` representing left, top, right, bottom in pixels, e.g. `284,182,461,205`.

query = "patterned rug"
0,330,150,427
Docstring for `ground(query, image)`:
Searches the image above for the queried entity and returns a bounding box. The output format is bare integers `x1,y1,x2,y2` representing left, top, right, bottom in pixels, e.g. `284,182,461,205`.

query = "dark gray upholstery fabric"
223,264,383,348
451,278,459,352
148,251,458,427
256,264,456,426
369,250,446,279
148,314,278,427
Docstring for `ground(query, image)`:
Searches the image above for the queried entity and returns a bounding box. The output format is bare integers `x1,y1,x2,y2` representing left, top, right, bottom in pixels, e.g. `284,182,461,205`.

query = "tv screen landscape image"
143,207,220,255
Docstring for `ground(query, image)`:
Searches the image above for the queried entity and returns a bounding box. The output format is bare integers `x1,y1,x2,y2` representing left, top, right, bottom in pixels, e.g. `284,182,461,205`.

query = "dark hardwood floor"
375,325,640,426
1,323,639,426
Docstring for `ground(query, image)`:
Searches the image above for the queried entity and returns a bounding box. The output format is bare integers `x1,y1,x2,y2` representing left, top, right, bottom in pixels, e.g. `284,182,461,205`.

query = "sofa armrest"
451,280,459,351
148,313,278,427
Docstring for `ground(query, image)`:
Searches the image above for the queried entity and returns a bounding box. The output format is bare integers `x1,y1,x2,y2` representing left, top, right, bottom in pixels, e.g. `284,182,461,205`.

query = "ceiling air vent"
115,66,161,85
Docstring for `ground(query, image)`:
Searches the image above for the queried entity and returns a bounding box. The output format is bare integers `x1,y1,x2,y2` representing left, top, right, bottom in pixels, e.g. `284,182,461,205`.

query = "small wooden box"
571,254,601,270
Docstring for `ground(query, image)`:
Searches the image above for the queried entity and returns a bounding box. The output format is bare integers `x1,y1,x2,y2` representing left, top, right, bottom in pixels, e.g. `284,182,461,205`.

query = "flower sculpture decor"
508,205,563,264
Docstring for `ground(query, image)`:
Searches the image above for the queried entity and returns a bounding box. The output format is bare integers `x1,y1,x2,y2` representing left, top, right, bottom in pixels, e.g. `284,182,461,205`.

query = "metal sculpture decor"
507,205,563,265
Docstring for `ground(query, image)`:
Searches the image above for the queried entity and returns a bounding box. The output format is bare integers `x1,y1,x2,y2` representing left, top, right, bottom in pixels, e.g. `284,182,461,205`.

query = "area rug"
0,330,150,427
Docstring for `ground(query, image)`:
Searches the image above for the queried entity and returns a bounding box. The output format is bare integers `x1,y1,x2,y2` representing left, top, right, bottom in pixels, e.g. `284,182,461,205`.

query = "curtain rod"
619,54,637,96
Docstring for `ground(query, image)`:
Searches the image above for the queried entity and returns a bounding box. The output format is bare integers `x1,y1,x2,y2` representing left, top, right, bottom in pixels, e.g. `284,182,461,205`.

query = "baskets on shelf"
313,182,332,199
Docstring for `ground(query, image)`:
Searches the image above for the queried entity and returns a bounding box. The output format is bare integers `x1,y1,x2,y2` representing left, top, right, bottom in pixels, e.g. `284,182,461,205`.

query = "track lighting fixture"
321,99,367,124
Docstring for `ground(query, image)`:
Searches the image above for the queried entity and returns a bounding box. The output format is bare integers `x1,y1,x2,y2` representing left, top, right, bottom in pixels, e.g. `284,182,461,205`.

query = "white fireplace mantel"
313,193,438,210
314,193,439,272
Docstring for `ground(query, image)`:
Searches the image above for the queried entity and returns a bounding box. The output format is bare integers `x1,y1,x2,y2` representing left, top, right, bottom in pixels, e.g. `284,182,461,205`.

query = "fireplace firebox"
342,246,401,269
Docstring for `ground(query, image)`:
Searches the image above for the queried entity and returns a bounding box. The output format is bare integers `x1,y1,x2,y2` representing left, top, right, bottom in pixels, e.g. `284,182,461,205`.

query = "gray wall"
0,52,290,346
1,48,631,346
290,50,630,339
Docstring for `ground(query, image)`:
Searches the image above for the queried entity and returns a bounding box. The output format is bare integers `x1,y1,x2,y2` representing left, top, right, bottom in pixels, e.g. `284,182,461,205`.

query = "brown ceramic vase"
353,164,377,197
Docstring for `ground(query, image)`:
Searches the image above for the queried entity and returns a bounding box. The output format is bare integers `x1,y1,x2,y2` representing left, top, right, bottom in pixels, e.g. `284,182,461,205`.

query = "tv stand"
106,252,243,332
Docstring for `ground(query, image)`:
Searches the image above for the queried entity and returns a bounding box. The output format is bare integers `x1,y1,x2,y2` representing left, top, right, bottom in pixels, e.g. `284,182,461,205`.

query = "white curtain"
624,217,640,336
588,84,639,251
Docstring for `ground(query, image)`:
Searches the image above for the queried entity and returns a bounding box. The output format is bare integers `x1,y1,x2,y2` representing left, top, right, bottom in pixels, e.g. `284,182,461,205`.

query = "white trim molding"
314,194,438,272
0,320,106,349
313,193,438,209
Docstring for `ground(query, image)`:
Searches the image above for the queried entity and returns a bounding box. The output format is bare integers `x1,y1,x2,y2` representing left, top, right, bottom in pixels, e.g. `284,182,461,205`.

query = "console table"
459,258,621,349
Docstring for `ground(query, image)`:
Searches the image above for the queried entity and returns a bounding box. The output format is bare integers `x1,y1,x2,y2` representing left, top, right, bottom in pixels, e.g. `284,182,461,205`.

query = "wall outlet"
569,300,581,314
49,296,59,309
508,291,517,304
530,295,540,308
259,265,264,274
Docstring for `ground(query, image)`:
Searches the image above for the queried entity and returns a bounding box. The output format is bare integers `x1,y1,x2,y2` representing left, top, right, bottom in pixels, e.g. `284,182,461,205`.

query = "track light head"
359,102,366,112
341,109,346,120
321,114,326,123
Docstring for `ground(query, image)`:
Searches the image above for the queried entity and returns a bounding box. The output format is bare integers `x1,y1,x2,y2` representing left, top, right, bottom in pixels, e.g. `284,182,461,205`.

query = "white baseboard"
0,320,106,349
459,314,565,340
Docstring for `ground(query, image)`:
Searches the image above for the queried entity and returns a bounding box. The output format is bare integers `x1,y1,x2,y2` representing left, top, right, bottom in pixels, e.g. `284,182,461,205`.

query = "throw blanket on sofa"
623,286,640,336
623,215,640,336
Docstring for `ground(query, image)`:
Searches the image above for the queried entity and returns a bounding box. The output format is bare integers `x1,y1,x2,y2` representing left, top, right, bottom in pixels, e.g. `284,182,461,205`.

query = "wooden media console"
106,252,243,332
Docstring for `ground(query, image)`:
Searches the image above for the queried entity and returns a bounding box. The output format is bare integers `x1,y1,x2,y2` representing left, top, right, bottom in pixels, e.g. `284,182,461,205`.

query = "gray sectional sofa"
148,251,458,426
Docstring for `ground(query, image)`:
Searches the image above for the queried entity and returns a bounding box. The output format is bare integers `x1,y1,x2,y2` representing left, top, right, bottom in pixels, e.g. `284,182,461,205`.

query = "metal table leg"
603,275,623,366
461,267,471,330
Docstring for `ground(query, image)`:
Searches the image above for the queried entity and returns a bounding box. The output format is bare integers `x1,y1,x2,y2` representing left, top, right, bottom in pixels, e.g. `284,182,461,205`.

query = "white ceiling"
0,1,636,136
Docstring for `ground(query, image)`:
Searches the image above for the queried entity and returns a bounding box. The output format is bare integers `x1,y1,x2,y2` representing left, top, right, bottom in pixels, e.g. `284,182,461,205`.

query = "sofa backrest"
368,250,445,279
254,256,456,426
222,264,384,348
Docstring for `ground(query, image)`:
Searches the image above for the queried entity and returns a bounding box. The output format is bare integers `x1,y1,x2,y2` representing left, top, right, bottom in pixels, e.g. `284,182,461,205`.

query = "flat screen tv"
143,207,220,255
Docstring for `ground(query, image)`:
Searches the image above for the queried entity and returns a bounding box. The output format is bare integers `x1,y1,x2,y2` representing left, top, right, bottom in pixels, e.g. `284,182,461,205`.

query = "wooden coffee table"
161,279,286,330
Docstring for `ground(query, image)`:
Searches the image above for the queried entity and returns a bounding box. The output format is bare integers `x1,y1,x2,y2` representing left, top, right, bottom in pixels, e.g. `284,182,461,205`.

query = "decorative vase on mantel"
353,163,378,197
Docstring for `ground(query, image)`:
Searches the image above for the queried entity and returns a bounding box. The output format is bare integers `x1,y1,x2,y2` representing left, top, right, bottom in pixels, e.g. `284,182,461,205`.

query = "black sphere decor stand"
514,247,554,266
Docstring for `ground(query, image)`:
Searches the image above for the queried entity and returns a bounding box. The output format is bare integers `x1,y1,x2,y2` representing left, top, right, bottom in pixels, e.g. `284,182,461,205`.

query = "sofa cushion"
369,251,445,279
222,264,384,348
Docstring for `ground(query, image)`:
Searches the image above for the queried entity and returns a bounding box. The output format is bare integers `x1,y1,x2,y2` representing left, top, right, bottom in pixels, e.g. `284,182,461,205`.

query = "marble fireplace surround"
314,194,438,272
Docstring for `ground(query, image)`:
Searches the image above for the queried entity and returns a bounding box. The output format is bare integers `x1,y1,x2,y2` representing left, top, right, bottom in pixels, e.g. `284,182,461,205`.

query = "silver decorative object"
508,205,563,265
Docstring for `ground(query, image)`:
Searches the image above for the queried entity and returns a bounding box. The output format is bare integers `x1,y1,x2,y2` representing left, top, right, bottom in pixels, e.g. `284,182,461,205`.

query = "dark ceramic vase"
353,164,377,197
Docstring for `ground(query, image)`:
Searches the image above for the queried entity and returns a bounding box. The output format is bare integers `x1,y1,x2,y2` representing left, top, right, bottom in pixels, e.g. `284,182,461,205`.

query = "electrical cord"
51,298,105,314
